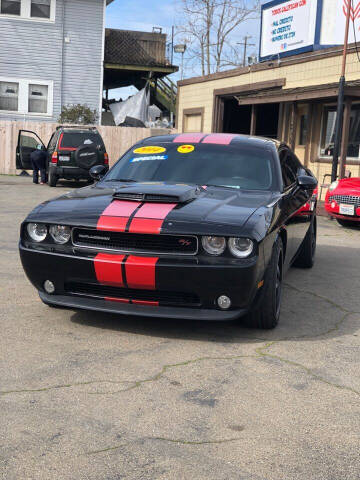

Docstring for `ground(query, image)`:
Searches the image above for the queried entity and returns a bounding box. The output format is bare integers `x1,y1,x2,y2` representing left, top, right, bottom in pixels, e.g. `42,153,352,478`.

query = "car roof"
57,127,99,134
140,133,281,149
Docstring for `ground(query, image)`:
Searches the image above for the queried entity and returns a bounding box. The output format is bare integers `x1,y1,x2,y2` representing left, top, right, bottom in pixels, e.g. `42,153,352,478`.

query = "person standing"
30,144,48,185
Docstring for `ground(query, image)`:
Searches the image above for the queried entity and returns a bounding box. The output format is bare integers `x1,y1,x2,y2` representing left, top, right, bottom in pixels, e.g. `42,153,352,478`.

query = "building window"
28,83,48,113
0,0,55,20
0,0,20,15
30,0,50,18
0,77,52,115
298,114,308,146
321,105,360,159
0,81,19,111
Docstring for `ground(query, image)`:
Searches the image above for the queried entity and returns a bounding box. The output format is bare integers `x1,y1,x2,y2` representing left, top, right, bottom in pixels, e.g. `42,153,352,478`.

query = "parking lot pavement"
1,175,360,480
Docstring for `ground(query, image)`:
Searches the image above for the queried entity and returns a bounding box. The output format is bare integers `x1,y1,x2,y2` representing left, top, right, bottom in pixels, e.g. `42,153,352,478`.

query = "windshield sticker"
177,144,195,154
130,155,168,163
84,139,93,144
133,146,166,154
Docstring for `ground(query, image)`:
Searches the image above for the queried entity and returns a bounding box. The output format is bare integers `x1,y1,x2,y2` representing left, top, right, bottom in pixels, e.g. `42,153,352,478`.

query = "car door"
279,147,312,264
46,131,59,170
16,130,46,170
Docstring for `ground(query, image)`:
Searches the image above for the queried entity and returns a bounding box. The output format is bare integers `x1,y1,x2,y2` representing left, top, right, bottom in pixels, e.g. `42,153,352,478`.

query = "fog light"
331,201,336,209
44,280,55,294
217,295,231,310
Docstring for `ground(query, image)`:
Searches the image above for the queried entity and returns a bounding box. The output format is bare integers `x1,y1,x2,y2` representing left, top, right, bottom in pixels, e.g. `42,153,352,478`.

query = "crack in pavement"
0,355,256,397
2,284,359,399
86,436,242,455
0,379,134,396
149,436,242,445
86,443,130,455
255,341,360,398
87,355,256,394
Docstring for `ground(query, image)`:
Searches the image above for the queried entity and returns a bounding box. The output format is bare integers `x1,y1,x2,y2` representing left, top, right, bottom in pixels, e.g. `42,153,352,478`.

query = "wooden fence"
0,121,174,175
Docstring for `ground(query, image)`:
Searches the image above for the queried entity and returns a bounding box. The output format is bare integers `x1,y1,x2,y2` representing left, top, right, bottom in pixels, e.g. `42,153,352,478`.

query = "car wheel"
336,219,360,228
293,216,317,268
244,238,283,330
48,170,58,187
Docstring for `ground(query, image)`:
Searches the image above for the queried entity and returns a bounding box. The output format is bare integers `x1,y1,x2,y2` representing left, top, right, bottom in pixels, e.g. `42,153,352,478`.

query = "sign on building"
260,0,359,60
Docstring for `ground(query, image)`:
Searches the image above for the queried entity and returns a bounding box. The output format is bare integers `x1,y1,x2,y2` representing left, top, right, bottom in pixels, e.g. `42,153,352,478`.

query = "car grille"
65,282,201,307
329,195,360,206
72,228,198,255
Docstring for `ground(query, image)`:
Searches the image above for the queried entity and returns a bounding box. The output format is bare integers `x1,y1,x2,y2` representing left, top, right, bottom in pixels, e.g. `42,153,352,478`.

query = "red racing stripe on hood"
97,200,141,232
125,256,158,290
128,202,177,234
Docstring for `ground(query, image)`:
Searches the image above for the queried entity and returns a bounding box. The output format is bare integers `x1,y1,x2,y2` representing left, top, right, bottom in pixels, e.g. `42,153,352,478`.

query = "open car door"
16,130,46,170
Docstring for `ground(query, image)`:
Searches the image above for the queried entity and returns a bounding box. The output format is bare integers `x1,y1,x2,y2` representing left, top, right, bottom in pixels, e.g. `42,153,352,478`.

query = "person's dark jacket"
30,149,48,168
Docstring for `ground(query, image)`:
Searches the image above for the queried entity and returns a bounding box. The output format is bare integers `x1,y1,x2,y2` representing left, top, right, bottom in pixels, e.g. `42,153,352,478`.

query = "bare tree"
176,0,259,76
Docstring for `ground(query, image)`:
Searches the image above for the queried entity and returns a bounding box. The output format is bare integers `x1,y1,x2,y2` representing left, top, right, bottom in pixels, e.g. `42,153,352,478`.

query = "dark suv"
16,126,109,187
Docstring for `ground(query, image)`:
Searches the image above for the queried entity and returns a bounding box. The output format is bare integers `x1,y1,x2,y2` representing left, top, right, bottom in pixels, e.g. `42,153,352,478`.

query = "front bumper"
19,244,264,321
39,292,247,321
324,201,360,221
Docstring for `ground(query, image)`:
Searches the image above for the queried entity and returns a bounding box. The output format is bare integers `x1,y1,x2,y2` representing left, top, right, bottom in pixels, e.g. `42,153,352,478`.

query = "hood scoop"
113,183,201,204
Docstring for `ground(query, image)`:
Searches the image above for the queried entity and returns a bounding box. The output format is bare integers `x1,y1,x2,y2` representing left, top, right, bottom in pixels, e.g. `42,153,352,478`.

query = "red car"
325,178,360,227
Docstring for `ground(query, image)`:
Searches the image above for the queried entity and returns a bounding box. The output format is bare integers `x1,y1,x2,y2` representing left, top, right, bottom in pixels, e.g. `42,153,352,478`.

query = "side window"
280,149,296,188
47,132,58,150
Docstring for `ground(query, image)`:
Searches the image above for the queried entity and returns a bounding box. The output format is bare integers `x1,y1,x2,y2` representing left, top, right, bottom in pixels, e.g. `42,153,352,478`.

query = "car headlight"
228,237,254,258
49,225,71,244
27,223,48,242
329,181,339,192
201,236,226,255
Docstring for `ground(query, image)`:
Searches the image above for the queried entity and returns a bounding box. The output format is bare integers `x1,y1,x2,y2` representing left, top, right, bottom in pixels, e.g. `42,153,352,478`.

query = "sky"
105,0,261,100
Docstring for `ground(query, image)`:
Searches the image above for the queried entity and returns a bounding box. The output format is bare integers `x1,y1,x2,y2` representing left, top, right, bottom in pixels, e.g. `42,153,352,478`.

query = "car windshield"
60,132,104,149
105,142,274,190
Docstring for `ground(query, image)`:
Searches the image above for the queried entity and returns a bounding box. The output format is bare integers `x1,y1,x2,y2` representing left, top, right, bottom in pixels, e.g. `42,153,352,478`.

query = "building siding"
0,0,105,123
177,51,360,133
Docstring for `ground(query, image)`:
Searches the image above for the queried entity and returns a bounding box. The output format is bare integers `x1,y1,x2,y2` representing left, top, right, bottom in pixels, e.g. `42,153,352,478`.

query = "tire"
293,216,317,268
48,170,58,187
244,238,283,329
75,144,99,170
336,219,360,228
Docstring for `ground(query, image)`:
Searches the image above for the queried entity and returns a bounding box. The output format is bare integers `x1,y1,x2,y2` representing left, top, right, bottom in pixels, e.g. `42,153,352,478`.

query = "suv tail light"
51,151,58,164
104,152,109,165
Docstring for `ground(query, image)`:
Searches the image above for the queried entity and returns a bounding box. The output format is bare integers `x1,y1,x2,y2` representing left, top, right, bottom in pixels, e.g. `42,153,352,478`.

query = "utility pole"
331,0,352,181
237,36,256,67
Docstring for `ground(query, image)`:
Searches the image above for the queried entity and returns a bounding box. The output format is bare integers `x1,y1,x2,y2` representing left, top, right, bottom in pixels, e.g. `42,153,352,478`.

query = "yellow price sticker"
133,146,166,154
177,144,195,154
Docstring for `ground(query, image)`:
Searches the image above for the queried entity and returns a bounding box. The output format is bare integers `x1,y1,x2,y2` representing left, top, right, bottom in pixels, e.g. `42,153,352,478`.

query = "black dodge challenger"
19,133,318,329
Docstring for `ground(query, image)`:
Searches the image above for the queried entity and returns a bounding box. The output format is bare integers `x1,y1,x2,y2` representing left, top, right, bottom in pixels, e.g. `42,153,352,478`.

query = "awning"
235,80,360,105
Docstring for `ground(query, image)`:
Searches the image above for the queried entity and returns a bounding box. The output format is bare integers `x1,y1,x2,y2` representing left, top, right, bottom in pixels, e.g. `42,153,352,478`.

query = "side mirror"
297,175,318,190
90,164,108,181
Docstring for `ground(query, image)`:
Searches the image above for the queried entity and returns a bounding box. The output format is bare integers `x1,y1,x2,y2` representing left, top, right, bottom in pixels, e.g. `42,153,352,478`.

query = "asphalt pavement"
1,175,360,480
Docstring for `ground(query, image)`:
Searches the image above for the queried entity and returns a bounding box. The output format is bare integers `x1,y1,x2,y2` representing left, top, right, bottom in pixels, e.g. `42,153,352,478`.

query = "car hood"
26,182,276,238
334,177,360,195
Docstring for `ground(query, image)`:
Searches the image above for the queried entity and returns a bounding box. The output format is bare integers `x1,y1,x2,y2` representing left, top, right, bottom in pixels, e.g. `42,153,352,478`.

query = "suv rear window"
59,132,105,150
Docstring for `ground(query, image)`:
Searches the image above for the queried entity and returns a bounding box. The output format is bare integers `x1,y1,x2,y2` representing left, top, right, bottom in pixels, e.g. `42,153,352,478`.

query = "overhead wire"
351,0,360,62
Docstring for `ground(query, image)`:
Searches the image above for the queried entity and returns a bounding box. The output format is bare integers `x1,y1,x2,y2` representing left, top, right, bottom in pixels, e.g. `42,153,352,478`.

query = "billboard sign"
260,0,318,60
320,0,360,45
